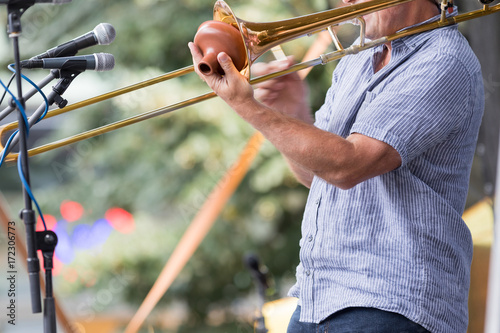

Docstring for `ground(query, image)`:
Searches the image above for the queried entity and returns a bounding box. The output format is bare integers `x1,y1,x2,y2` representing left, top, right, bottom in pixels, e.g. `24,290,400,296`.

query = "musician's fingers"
255,77,285,90
254,83,285,102
251,57,295,76
188,42,203,64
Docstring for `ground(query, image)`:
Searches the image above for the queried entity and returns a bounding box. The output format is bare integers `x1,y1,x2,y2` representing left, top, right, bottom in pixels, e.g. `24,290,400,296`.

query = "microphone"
19,53,115,72
31,23,116,59
244,253,269,290
244,253,269,333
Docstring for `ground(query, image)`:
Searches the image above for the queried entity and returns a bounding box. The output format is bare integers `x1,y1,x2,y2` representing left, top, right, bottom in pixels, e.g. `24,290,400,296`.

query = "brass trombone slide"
1,0,499,163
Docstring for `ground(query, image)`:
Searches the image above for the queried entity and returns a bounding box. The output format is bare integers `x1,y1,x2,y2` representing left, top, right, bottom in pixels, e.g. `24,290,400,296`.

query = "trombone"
1,0,499,163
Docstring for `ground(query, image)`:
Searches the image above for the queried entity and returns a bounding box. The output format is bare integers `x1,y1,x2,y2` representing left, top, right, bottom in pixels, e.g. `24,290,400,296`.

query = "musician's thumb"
218,52,238,77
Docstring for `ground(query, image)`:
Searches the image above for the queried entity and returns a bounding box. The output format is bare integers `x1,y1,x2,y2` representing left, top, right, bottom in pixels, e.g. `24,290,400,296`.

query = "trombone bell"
207,0,416,78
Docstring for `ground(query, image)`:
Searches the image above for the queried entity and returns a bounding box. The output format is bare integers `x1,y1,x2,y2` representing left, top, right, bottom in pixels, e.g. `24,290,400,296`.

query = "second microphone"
19,53,115,72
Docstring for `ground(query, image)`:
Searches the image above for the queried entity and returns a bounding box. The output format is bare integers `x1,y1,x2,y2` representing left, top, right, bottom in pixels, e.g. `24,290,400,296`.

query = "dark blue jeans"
287,306,431,333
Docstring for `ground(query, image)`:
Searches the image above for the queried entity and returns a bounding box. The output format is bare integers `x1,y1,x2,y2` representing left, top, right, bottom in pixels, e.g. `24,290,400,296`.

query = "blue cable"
1,67,50,230
17,151,47,230
8,64,49,123
1,65,50,167
0,129,18,166
0,77,30,135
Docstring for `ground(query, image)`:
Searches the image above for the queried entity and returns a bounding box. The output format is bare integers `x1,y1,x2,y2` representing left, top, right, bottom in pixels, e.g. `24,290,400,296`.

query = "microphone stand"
37,230,58,333
244,253,269,333
18,68,80,333
3,3,79,333
6,1,43,320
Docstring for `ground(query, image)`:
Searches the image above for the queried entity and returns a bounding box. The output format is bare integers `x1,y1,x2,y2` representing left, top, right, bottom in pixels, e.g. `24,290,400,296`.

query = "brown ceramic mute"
193,20,247,76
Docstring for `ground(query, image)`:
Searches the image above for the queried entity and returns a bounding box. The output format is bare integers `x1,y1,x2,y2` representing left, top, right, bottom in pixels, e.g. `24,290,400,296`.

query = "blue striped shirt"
288,9,484,333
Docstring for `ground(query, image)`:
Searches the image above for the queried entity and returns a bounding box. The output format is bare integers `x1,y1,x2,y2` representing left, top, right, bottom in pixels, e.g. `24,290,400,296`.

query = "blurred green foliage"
0,0,493,331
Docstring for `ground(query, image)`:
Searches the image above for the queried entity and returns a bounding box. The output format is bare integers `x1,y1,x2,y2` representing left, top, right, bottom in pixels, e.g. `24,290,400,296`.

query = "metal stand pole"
6,2,43,316
3,3,69,332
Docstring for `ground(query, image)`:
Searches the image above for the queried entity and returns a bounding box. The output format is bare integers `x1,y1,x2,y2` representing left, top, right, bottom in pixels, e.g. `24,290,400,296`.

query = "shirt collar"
391,6,459,50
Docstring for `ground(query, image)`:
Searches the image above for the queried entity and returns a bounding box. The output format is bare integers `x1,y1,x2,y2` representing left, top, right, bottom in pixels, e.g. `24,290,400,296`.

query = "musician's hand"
188,42,255,111
252,58,312,124
189,42,312,125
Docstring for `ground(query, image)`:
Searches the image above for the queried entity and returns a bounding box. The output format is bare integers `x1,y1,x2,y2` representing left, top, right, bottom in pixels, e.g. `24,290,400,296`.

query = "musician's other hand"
252,58,312,123
188,42,254,110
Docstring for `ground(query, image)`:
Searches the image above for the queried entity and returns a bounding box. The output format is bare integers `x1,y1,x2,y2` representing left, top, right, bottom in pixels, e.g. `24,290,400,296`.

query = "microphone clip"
36,230,58,332
50,68,82,108
36,230,58,271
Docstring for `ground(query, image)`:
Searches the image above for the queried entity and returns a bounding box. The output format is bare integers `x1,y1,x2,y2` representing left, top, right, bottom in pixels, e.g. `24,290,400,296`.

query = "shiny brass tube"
213,0,414,75
0,66,193,135
1,59,320,162
1,0,499,163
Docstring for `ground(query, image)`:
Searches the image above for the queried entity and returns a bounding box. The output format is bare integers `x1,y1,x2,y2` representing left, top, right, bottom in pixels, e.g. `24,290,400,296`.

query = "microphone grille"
94,23,116,45
95,53,115,72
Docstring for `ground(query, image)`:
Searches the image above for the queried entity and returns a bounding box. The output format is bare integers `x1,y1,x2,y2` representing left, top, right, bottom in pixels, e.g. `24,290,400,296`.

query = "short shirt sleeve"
350,54,473,167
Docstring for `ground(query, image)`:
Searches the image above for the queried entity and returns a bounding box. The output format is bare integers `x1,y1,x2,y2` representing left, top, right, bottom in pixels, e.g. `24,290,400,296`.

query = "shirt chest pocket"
359,91,378,112
326,90,378,136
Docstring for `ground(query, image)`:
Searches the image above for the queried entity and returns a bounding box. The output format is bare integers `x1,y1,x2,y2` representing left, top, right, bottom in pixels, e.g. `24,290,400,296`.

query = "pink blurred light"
36,214,57,231
60,200,84,222
105,207,135,234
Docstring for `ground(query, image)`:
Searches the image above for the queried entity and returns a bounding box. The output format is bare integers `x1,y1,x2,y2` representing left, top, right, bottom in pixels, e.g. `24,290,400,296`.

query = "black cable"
0,73,16,106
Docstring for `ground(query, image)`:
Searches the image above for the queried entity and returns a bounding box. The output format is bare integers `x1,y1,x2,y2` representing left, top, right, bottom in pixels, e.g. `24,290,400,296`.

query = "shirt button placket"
303,196,320,320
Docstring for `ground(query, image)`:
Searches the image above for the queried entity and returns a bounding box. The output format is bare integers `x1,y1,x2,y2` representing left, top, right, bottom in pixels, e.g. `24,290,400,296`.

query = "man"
189,0,484,332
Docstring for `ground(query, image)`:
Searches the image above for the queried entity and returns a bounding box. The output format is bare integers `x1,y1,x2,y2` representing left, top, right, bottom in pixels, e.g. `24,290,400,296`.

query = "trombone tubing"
2,2,500,163
0,0,413,154
0,60,317,163
0,0,416,160
0,66,194,147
